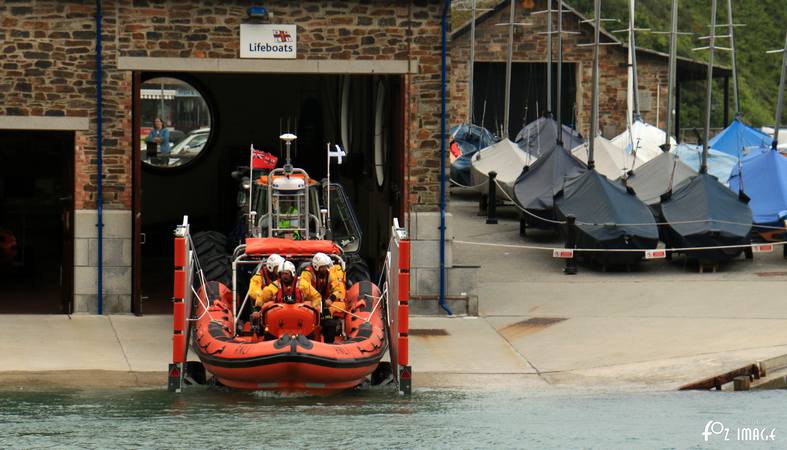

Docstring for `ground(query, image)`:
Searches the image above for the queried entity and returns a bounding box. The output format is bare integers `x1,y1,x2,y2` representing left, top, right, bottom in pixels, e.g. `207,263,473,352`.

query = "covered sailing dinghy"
625,0,696,209
660,174,752,261
513,144,586,230
612,120,678,162
728,147,787,226
624,151,696,206
554,0,658,268
672,143,737,185
470,138,533,198
709,118,773,157
515,116,584,158
660,0,753,264
728,30,787,235
572,136,645,180
555,170,660,266
450,123,498,186
609,0,676,163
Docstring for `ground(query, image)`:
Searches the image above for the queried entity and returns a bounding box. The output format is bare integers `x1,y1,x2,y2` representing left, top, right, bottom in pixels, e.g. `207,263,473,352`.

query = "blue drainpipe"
96,0,104,315
439,0,453,316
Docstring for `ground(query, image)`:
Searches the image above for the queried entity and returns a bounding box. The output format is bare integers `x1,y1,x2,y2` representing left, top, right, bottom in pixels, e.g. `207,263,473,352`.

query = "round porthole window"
140,77,212,169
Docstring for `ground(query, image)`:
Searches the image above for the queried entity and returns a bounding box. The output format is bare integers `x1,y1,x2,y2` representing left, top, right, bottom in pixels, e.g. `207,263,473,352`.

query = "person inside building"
246,253,284,303
300,252,347,343
145,117,171,164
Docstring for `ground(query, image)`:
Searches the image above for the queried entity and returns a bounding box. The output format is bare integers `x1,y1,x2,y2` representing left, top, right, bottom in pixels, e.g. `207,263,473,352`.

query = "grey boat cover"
513,145,586,210
571,136,645,180
470,138,534,197
623,151,697,206
515,116,584,158
555,170,659,243
661,173,752,240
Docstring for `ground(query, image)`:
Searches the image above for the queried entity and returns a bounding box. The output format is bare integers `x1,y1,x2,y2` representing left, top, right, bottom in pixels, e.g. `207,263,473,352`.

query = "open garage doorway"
0,131,74,314
133,71,404,314
473,62,578,139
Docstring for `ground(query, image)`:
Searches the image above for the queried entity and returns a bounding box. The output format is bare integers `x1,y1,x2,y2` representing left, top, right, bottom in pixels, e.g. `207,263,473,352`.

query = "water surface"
1,386,784,448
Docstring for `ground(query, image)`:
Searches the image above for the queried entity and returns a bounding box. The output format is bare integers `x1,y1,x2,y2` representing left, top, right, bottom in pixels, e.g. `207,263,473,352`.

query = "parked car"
168,127,210,166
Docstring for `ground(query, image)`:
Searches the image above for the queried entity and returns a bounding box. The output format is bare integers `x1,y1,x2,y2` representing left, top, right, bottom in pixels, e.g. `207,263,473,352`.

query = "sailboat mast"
701,0,718,174
546,0,553,116
663,0,679,150
774,32,787,147
628,0,640,121
588,0,601,169
468,0,476,123
503,0,516,139
556,0,564,143
726,0,740,115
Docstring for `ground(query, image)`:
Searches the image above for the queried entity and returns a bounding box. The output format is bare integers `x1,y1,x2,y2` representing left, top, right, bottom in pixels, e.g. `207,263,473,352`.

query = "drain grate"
408,328,449,336
500,317,567,338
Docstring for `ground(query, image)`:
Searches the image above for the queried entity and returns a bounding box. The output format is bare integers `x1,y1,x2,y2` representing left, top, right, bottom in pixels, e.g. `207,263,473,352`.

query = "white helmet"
278,260,296,276
266,254,284,272
312,252,332,270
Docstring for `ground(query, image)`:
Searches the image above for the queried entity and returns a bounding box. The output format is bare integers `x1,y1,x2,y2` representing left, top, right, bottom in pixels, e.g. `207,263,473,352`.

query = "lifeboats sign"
240,24,297,59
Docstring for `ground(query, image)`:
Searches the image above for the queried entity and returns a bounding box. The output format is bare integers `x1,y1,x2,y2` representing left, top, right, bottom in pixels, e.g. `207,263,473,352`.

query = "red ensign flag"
251,148,278,170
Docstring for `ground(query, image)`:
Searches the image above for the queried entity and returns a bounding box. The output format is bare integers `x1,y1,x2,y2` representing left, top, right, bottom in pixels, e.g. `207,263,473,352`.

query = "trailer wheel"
192,231,231,285
345,256,371,285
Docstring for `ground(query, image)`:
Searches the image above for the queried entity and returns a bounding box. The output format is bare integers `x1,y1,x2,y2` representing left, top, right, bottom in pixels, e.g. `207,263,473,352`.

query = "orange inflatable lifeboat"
192,271,387,393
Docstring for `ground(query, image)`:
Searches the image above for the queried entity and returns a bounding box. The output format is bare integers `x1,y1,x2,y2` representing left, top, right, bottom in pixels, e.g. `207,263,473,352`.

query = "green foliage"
453,0,787,129
568,0,787,128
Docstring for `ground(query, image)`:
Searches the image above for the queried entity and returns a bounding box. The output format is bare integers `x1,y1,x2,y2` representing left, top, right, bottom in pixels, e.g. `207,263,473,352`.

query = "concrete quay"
1,194,786,392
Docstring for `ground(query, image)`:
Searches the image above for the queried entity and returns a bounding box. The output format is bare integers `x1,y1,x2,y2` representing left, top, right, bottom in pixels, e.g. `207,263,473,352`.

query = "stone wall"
449,0,670,139
0,0,447,313
0,0,445,211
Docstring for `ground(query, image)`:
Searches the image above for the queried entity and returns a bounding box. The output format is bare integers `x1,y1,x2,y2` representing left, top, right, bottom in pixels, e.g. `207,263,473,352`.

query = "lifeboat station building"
0,1,473,316
449,0,733,140
0,0,733,317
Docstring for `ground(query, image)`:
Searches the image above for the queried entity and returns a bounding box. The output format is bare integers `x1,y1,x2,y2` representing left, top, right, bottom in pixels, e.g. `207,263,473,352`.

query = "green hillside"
453,0,787,130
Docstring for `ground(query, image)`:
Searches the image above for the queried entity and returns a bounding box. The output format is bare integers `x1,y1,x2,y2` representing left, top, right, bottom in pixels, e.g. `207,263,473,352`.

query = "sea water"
0,386,785,449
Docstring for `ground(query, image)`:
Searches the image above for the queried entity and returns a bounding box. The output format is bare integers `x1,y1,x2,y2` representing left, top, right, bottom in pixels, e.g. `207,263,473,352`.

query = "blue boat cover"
451,123,498,156
450,123,498,185
728,148,787,224
708,119,773,157
672,144,737,185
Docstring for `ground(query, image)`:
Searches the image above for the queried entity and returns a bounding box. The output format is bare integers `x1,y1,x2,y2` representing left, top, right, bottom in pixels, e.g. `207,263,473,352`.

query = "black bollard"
486,171,498,224
564,215,578,275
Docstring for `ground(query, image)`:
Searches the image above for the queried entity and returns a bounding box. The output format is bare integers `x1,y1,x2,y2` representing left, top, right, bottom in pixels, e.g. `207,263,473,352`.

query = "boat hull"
193,280,387,393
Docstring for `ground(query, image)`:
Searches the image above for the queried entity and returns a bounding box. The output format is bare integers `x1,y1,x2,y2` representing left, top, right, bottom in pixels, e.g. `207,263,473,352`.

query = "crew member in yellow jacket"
299,253,348,343
251,260,322,310
246,253,284,306
299,253,347,316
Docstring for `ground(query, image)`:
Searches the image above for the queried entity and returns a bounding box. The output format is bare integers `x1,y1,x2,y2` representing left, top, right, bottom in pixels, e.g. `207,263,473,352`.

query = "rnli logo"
273,30,292,43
